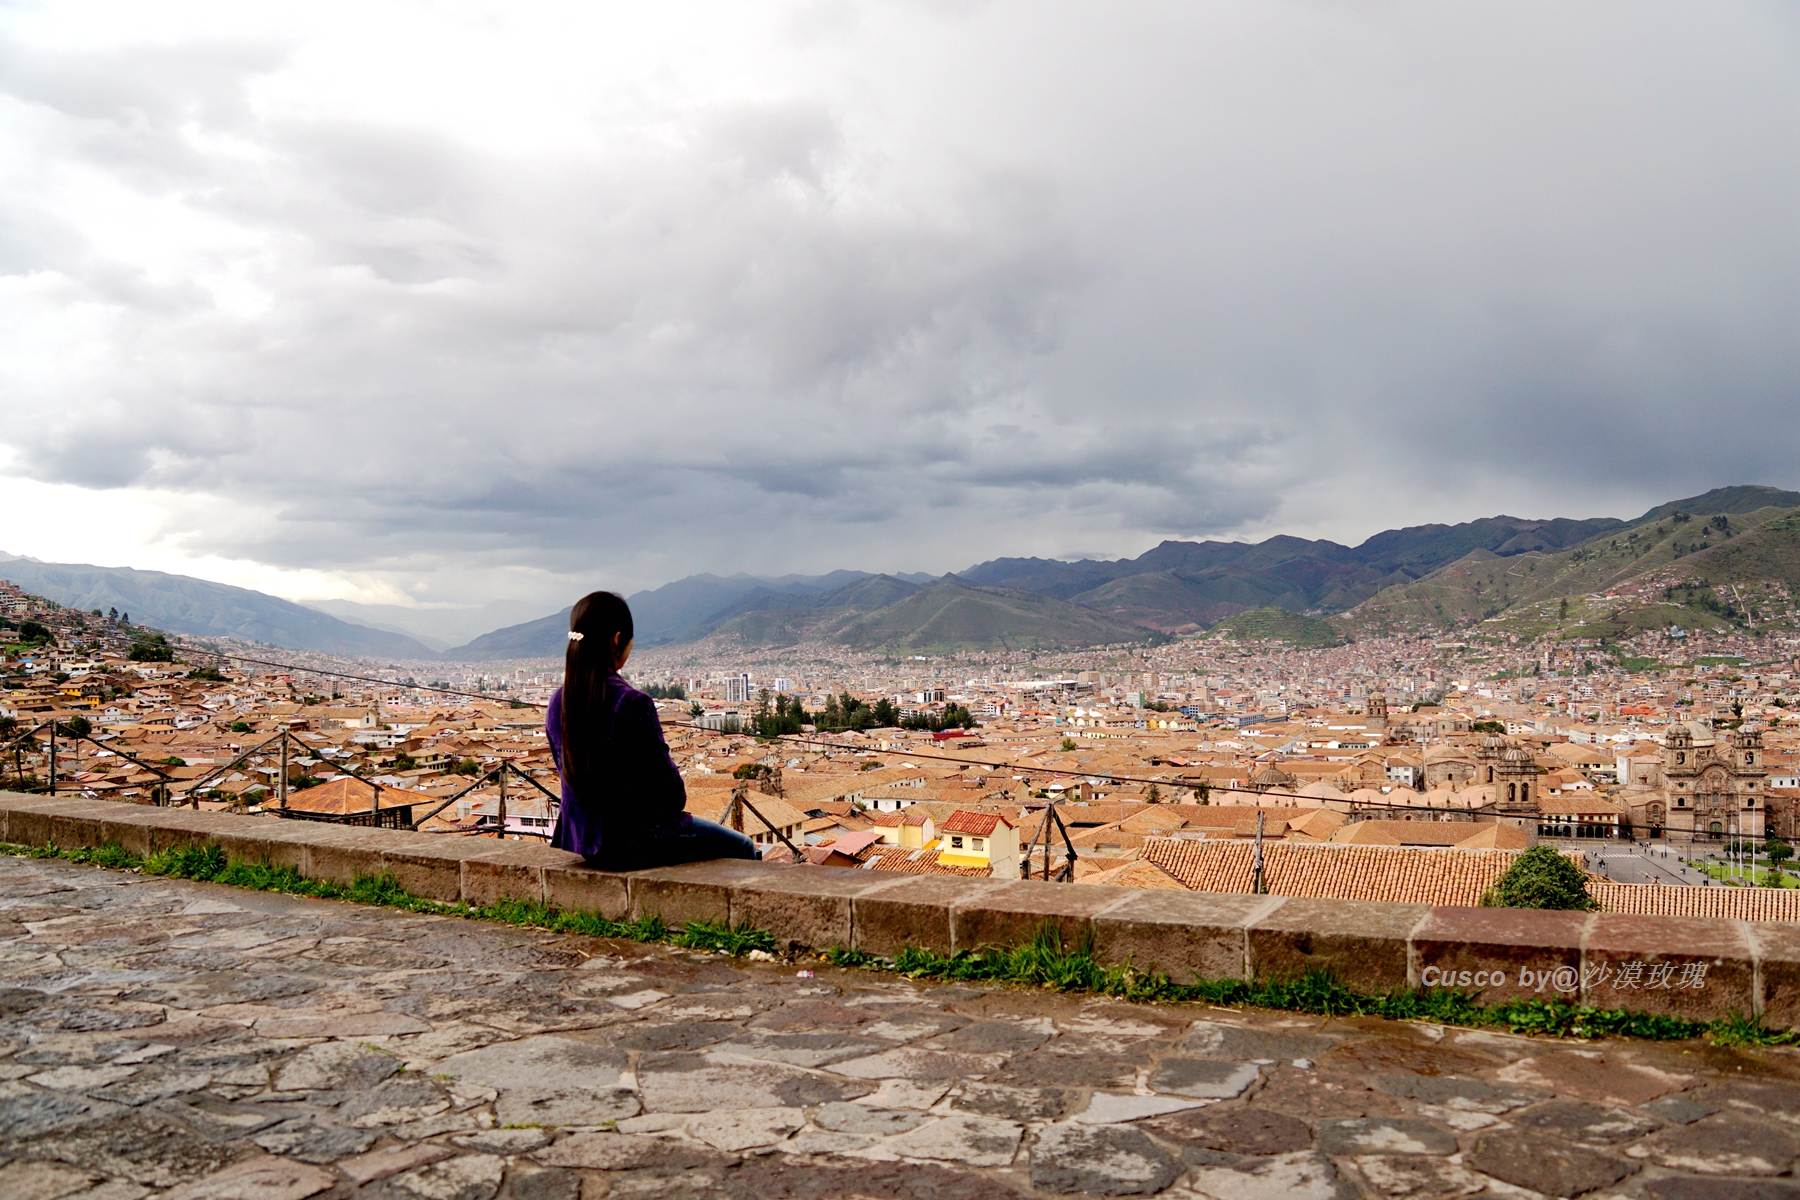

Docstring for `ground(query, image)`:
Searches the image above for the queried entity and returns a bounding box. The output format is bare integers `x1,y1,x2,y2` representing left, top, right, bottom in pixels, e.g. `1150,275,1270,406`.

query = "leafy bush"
1482,845,1596,911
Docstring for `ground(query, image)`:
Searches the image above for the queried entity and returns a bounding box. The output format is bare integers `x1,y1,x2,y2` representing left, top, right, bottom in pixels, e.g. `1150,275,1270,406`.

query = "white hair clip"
568,631,584,642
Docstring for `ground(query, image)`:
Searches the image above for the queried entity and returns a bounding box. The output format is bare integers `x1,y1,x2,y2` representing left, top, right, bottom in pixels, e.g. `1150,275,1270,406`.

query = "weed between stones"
1,839,1789,1048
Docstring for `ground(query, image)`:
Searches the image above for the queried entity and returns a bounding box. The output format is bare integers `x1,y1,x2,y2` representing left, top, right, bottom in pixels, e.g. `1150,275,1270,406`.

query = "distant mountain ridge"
15,484,1797,661
0,556,438,659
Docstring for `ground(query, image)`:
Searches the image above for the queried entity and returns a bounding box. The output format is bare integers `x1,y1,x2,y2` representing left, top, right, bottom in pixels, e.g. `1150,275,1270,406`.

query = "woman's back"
545,590,754,870
547,677,686,859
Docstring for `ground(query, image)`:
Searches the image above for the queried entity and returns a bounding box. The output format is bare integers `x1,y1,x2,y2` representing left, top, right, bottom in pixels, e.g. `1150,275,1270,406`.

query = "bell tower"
1490,737,1541,841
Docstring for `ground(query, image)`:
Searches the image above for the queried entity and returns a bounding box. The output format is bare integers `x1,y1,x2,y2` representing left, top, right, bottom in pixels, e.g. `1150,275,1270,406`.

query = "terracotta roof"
274,777,432,816
1449,823,1532,850
1590,881,1800,923
1331,819,1497,847
1077,858,1190,890
1140,838,1519,907
859,845,991,877
941,809,1014,835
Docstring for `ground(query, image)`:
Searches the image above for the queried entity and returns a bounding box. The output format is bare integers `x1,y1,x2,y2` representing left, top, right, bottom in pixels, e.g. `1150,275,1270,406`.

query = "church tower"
1482,736,1541,839
1366,690,1388,732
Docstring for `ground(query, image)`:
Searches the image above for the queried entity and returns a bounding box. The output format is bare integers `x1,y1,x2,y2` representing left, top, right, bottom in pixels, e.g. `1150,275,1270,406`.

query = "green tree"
733,762,772,781
1061,738,1076,752
872,698,899,727
1145,783,1161,804
230,720,252,733
17,620,53,645
1194,782,1210,804
1481,846,1596,911
128,632,174,662
1471,720,1506,734
1768,839,1794,871
61,716,92,739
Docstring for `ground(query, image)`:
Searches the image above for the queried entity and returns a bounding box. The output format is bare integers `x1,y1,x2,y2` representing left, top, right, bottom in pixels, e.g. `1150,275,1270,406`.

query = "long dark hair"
559,591,634,801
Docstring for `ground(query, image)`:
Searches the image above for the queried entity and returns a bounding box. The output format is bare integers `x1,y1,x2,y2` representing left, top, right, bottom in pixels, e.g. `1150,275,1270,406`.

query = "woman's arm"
622,689,687,825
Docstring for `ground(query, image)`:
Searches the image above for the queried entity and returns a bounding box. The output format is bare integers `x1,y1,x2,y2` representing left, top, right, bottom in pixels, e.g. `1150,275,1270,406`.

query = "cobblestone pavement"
1,857,1799,1200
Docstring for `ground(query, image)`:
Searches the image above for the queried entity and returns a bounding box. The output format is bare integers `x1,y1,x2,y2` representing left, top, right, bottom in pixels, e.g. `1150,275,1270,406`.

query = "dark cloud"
0,2,1792,606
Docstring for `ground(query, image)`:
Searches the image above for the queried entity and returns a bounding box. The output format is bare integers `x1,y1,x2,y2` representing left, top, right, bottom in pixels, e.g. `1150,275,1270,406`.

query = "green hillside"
831,581,1145,651
1209,606,1342,647
1067,570,1261,633
1348,502,1800,638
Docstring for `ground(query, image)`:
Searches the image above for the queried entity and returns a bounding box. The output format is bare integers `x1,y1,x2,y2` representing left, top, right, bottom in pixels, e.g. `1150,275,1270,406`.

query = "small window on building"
972,838,984,850
950,836,964,849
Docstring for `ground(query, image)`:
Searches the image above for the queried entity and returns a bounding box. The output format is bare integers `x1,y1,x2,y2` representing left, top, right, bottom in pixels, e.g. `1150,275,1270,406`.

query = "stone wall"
5,792,1799,1028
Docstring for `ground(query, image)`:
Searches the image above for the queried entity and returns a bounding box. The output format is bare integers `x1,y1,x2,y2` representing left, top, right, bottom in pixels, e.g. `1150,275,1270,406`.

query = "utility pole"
1252,809,1266,895
47,723,55,796
278,728,289,810
497,762,507,838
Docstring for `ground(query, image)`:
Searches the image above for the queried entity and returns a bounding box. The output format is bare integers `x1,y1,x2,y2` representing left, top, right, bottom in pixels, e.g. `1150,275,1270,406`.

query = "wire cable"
175,646,1503,817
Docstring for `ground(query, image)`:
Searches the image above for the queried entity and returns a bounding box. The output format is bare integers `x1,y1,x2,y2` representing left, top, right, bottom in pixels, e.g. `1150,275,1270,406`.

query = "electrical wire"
173,646,1505,817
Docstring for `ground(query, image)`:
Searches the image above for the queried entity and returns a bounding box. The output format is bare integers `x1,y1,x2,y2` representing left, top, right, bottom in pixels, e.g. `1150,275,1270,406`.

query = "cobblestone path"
1,857,1798,1199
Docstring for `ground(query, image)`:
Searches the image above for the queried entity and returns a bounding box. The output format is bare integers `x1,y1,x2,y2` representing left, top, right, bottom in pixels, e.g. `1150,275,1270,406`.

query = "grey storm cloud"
0,1,1793,606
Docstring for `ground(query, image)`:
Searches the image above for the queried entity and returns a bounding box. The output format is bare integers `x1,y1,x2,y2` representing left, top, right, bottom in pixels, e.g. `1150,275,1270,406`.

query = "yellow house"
870,809,935,849
936,810,1019,875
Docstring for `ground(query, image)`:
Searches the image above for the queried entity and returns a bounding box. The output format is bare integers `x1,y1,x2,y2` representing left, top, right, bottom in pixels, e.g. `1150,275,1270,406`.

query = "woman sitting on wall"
548,591,758,869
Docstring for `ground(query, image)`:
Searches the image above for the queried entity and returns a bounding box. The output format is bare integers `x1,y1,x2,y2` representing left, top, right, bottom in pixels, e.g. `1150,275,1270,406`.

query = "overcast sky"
1,1,1794,613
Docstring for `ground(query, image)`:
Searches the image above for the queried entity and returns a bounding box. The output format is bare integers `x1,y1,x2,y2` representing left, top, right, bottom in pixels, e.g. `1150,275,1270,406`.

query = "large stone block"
1748,923,1800,1028
1581,913,1755,1021
299,826,392,886
206,817,318,872
143,809,229,854
2,799,64,847
1248,897,1428,993
850,875,1012,957
543,862,631,920
949,879,1129,954
1090,890,1279,984
727,866,897,951
1411,906,1592,1003
462,842,580,906
628,859,780,928
378,838,475,902
42,801,117,853
85,804,169,857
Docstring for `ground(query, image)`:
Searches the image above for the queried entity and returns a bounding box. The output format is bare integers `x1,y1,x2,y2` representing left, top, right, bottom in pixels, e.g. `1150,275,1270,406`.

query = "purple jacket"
546,679,687,860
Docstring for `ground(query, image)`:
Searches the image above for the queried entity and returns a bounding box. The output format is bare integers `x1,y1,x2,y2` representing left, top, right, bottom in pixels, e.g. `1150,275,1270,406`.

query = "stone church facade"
1621,723,1767,840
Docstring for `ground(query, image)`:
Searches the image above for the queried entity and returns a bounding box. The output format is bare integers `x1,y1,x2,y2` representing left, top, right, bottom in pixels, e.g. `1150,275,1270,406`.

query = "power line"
178,647,1500,817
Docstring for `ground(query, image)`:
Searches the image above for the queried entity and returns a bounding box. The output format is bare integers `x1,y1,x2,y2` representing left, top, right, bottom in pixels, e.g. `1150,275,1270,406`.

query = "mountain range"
8,484,1797,661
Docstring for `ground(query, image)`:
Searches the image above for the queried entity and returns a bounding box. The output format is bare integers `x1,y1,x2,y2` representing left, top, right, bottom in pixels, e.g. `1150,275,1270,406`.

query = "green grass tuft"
855,925,1713,1042
1709,1010,1799,1047
671,920,778,956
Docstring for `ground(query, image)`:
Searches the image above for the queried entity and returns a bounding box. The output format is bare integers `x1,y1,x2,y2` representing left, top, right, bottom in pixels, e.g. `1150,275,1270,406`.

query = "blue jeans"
589,814,759,871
